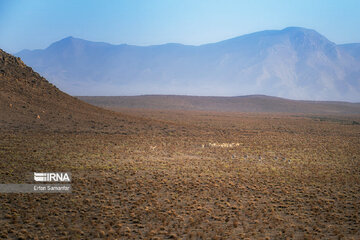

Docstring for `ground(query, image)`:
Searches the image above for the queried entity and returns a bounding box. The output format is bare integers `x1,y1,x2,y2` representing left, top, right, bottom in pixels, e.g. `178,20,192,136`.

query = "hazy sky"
1,0,360,53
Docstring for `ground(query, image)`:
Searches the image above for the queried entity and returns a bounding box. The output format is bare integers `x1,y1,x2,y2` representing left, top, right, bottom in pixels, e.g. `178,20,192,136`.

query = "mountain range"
16,27,360,102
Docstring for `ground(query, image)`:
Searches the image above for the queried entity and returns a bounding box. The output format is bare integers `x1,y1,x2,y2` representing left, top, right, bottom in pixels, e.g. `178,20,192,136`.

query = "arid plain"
1,49,360,239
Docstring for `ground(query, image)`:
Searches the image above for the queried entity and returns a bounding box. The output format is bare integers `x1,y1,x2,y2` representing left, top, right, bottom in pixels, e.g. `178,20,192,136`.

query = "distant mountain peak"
281,26,314,32
278,26,336,54
46,36,83,50
47,36,114,51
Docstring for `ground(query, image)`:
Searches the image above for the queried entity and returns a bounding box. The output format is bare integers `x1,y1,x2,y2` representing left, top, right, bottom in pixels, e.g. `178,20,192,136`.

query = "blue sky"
0,0,359,53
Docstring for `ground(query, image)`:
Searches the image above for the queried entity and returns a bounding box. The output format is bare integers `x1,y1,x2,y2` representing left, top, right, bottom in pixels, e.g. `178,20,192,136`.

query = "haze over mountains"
17,27,360,102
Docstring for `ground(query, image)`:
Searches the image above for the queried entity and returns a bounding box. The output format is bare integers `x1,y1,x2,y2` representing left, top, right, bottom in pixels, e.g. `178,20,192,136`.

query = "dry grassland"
1,111,360,239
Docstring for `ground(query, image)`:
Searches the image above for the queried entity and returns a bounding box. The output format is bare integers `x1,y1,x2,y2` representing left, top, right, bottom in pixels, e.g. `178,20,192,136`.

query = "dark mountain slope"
0,49,152,133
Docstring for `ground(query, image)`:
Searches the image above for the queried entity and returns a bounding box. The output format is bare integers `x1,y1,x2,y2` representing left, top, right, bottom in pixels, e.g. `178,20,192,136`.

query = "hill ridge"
78,95,360,115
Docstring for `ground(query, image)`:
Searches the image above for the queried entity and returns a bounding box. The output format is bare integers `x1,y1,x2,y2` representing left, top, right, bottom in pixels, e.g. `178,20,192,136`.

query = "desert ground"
1,110,360,239
1,49,360,239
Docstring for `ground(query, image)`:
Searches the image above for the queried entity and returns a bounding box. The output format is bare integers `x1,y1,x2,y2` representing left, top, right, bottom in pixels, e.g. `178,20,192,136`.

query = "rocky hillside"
0,49,149,133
